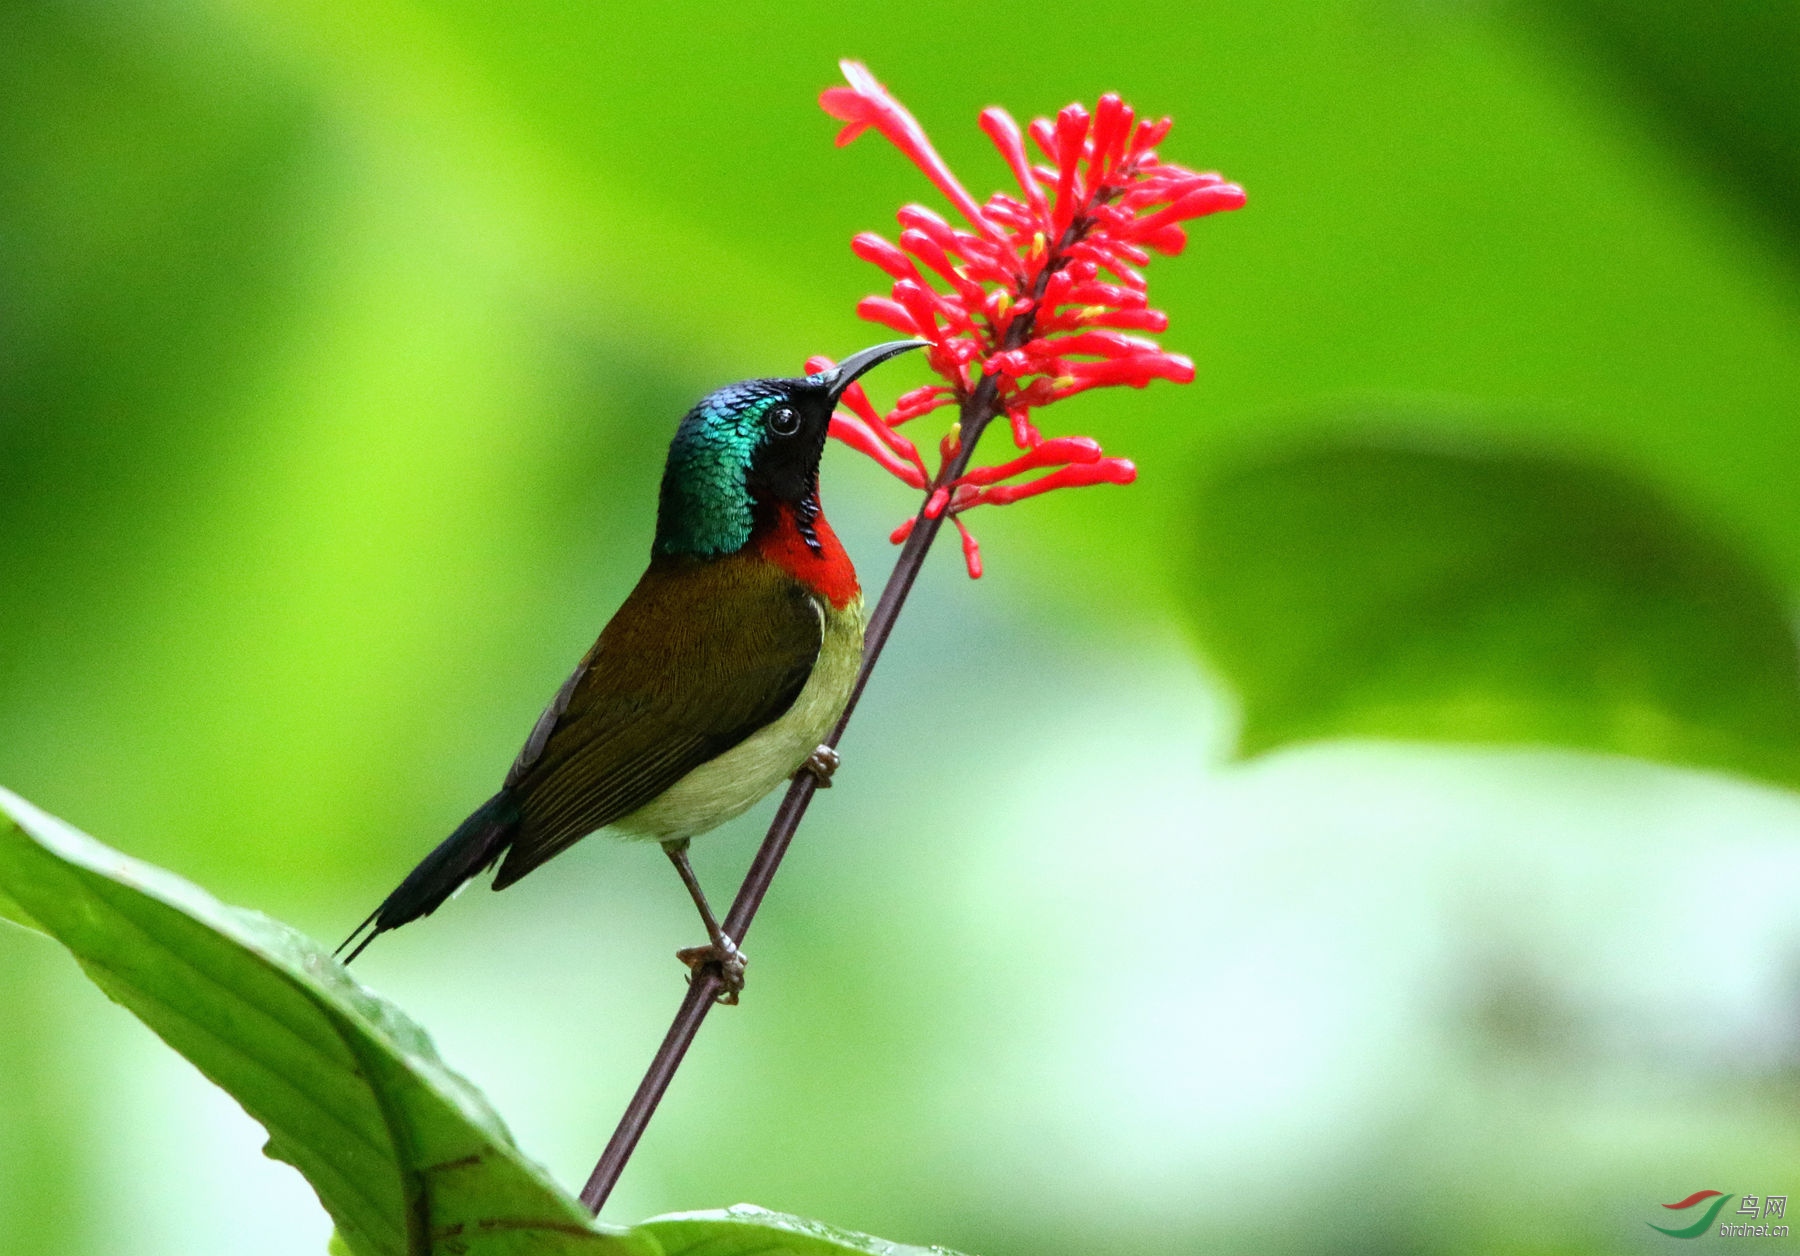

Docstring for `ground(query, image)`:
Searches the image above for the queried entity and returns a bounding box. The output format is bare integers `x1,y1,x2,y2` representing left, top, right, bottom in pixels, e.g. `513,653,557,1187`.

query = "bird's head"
654,340,924,558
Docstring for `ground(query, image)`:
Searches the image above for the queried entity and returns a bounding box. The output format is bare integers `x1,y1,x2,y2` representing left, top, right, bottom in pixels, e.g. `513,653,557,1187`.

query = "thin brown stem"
578,221,1087,1215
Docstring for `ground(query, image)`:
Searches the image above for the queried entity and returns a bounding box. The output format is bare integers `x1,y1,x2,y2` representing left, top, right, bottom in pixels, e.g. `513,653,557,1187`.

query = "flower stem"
577,235,1071,1214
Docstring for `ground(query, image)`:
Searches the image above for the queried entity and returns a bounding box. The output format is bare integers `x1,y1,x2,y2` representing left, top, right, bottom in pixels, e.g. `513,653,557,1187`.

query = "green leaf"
1525,0,1800,253
0,790,987,1256
640,1205,973,1256
1183,434,1800,787
0,786,649,1256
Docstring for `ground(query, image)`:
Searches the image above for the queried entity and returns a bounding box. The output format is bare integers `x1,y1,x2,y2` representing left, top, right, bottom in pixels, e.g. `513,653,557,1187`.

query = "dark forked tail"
337,790,520,965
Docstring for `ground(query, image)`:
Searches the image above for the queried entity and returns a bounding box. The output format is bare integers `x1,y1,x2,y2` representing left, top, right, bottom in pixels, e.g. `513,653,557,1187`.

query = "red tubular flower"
816,60,1244,577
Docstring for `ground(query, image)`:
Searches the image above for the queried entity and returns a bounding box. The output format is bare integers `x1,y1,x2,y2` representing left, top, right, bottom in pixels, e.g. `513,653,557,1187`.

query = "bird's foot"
798,744,840,788
676,934,747,1005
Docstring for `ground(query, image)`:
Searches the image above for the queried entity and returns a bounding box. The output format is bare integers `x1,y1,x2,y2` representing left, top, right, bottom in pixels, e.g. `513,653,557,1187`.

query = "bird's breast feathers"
490,498,865,877
612,591,862,840
609,503,861,840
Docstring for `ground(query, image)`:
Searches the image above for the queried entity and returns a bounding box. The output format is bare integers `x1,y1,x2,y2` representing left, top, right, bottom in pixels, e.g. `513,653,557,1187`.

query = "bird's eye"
768,405,801,436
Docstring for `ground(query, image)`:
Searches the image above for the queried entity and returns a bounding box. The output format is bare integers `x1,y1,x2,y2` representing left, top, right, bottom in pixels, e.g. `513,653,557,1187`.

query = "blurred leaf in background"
1519,0,1800,253
1185,429,1800,786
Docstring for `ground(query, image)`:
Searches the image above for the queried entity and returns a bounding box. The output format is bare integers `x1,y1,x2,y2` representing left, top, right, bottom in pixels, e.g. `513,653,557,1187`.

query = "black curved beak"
813,339,928,405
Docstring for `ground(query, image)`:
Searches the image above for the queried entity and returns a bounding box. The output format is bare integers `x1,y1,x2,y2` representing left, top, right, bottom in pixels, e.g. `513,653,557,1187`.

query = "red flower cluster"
815,60,1244,577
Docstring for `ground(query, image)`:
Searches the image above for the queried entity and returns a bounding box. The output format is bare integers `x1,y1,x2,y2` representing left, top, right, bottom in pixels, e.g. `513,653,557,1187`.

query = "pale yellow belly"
611,594,863,842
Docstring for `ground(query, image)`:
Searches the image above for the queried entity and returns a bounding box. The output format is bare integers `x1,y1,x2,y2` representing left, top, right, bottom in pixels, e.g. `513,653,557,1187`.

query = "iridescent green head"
653,341,923,558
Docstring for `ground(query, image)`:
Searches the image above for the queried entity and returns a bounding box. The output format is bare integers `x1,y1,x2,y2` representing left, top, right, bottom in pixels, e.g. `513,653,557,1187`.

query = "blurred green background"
4,0,1799,1253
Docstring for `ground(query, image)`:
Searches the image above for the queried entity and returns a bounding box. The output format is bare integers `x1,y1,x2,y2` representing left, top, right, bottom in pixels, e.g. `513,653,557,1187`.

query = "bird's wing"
492,554,824,887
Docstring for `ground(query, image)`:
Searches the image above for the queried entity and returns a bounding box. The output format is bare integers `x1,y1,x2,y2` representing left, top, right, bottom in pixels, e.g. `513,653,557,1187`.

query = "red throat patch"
752,501,860,610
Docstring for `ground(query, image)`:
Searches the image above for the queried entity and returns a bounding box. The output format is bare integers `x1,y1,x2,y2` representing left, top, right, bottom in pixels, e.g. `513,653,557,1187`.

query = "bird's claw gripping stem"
677,935,747,1005
799,744,840,787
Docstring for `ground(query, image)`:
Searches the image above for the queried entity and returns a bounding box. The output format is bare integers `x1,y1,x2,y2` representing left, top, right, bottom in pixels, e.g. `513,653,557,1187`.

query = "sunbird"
339,340,925,991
